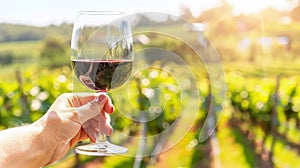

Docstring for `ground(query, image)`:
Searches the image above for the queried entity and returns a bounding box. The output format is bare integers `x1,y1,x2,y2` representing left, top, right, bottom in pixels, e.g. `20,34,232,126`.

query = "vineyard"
1,62,300,167
1,4,300,167
228,70,300,167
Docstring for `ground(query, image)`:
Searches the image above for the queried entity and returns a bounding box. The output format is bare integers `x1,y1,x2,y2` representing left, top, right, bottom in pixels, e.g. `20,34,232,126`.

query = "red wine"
72,59,133,92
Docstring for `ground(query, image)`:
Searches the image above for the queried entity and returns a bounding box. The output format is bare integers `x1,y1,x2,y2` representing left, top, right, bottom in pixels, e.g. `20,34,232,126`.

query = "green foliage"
0,40,44,58
110,63,183,136
0,67,72,129
131,66,181,135
39,37,70,68
0,40,45,68
0,24,44,42
228,72,300,133
0,23,72,42
0,52,13,65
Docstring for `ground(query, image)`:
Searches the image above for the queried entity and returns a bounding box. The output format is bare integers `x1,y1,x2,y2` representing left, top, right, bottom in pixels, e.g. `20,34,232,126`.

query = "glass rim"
77,11,126,15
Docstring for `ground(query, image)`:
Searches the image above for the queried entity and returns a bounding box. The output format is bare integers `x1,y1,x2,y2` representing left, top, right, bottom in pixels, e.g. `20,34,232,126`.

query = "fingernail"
97,94,107,105
108,106,114,114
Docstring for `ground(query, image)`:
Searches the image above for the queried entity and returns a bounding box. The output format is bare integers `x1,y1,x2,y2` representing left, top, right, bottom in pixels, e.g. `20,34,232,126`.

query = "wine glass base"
75,141,128,156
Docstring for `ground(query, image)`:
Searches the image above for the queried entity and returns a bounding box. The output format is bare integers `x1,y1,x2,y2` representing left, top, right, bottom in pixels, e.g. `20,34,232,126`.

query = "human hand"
34,93,114,165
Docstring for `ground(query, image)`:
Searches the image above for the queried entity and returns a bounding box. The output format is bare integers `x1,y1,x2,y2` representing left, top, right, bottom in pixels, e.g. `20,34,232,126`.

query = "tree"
290,2,300,21
180,6,195,21
195,1,235,36
40,38,69,68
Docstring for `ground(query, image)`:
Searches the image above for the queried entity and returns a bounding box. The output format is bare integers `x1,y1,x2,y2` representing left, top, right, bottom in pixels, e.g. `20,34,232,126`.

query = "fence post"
133,77,148,168
15,70,31,123
269,75,280,167
206,75,221,168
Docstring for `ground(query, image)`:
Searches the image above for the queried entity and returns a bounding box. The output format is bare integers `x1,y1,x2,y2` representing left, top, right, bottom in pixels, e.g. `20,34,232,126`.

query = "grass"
263,135,300,168
0,40,44,82
0,63,36,83
0,40,43,57
217,109,256,168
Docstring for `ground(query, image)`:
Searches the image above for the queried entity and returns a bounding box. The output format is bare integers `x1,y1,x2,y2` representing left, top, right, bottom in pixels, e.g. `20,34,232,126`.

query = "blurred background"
1,0,300,167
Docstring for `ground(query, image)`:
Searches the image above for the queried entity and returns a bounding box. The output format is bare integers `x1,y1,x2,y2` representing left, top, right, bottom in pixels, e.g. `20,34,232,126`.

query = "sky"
0,0,298,26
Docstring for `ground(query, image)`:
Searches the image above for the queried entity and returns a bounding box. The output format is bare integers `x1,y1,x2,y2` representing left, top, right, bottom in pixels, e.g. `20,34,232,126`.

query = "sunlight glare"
226,0,297,14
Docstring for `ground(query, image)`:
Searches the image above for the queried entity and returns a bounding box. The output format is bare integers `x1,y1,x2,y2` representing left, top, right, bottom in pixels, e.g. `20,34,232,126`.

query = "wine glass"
70,11,133,156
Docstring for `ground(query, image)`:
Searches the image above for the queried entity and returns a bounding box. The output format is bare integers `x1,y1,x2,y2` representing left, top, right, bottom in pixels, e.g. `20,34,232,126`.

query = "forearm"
0,123,54,168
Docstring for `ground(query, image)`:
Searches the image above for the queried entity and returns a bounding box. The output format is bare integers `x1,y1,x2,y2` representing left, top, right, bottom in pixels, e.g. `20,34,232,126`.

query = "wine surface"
72,59,133,92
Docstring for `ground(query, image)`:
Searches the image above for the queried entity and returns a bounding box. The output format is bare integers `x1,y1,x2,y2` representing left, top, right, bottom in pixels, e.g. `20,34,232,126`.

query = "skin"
0,93,114,168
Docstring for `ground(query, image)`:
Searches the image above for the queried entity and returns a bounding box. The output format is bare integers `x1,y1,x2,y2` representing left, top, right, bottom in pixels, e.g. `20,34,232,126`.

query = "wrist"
31,122,55,164
0,124,54,168
32,116,58,166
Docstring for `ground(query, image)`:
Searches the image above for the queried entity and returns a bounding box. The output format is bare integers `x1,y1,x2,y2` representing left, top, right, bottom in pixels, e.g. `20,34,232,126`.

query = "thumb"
76,94,108,124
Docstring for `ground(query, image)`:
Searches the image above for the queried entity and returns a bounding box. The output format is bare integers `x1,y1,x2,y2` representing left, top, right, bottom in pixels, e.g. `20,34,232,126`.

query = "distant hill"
0,23,73,42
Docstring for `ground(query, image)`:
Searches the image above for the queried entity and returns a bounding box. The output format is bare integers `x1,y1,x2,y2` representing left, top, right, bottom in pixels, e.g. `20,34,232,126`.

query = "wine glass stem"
97,133,107,142
96,91,109,148
95,130,109,152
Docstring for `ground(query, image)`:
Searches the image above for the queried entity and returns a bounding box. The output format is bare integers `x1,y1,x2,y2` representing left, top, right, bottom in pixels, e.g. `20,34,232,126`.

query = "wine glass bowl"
71,11,133,156
71,59,133,92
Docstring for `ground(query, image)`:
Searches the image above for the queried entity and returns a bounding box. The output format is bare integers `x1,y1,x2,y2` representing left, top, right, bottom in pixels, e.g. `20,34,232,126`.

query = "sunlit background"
1,0,300,167
1,0,297,26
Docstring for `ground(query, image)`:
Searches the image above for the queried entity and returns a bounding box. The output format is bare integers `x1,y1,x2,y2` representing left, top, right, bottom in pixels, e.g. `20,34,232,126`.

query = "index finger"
66,93,101,107
102,96,114,114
